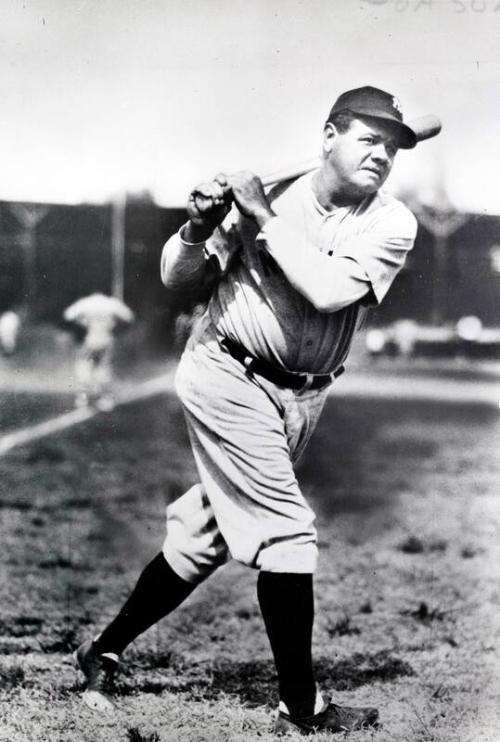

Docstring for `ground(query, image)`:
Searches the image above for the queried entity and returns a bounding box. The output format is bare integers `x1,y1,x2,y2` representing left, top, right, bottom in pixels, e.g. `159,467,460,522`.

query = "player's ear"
322,122,337,154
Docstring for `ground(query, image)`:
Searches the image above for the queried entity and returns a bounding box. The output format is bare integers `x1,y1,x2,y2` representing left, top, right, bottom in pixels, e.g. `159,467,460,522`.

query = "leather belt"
221,338,343,392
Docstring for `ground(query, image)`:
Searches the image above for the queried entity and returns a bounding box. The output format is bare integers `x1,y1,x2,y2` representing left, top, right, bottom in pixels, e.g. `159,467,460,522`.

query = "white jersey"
64,293,134,352
162,171,417,375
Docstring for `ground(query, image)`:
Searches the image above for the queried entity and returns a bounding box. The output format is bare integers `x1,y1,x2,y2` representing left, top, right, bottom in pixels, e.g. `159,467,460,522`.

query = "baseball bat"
262,114,442,187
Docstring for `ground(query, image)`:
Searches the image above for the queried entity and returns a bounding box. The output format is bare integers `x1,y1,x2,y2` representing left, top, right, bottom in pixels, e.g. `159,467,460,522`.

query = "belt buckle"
243,354,255,376
297,373,314,393
299,372,333,392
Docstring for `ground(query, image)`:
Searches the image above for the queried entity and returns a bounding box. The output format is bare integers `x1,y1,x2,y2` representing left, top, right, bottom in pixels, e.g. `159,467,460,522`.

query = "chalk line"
1,369,497,457
0,373,172,457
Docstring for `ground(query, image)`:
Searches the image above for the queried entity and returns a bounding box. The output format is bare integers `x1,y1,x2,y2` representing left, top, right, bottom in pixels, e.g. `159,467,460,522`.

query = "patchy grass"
0,662,25,690
0,391,74,433
0,389,499,741
126,727,161,742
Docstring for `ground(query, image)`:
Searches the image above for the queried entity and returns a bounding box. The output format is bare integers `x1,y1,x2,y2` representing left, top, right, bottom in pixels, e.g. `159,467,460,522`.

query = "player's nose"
371,143,391,164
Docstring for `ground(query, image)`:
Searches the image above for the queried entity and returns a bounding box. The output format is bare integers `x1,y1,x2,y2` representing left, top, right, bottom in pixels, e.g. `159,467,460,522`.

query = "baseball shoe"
74,639,118,712
274,698,379,736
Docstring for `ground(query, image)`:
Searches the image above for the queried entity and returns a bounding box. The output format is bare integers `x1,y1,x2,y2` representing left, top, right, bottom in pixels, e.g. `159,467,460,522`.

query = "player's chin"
356,171,387,195
350,180,380,199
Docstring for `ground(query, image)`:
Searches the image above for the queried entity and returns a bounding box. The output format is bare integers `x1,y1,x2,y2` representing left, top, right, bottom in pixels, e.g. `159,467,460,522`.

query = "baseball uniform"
160,170,417,582
75,88,427,732
0,310,21,355
64,293,134,408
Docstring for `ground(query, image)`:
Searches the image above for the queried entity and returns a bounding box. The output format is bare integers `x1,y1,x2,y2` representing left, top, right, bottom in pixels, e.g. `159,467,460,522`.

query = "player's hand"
186,173,233,241
228,171,275,227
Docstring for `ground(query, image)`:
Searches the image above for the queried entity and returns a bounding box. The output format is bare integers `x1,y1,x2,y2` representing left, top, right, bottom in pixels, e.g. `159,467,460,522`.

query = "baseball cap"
327,86,417,150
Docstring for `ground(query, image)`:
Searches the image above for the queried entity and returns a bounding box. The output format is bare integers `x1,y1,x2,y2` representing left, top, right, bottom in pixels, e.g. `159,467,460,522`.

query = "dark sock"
94,552,195,656
257,571,316,718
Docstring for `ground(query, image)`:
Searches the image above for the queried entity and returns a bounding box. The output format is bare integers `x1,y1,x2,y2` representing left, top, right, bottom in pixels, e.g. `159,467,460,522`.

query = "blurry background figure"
0,310,21,356
63,293,134,411
391,319,419,358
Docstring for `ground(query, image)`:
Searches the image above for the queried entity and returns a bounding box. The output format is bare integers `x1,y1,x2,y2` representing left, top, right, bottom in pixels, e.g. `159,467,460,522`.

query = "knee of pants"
230,532,318,575
162,485,229,585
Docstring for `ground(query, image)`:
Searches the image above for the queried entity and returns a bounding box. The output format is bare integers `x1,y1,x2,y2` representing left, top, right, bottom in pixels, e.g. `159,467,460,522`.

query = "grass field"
0,379,499,741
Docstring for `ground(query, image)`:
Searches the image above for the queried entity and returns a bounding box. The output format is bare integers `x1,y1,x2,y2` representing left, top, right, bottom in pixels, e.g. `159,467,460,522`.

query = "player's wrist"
253,206,275,230
182,221,213,245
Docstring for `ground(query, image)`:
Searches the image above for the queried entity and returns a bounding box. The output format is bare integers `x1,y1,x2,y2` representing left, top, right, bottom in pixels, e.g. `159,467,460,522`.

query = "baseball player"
0,309,21,355
76,87,420,735
63,293,134,411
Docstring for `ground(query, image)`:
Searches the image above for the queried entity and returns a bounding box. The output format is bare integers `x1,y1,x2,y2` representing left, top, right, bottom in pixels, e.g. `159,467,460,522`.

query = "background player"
0,309,21,356
63,292,134,411
76,87,424,735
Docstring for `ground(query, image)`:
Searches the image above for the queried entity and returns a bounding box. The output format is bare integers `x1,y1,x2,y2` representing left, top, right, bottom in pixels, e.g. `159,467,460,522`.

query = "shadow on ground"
71,650,415,708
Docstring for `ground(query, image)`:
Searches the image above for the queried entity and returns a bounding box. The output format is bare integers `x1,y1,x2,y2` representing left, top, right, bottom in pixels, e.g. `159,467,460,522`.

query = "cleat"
74,639,118,712
275,698,379,736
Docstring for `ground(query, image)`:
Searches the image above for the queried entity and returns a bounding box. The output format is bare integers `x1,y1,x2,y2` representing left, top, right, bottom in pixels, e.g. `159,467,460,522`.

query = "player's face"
324,117,398,201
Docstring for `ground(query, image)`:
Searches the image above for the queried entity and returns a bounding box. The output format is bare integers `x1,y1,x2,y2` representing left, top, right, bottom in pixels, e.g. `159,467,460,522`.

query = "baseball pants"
75,340,113,397
163,328,331,583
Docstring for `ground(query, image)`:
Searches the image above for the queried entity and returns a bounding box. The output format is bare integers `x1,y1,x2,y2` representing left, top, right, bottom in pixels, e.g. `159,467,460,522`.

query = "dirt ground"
0,329,499,741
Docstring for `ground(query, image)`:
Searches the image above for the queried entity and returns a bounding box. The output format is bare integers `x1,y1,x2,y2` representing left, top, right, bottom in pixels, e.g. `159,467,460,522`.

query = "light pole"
7,202,49,316
111,192,126,301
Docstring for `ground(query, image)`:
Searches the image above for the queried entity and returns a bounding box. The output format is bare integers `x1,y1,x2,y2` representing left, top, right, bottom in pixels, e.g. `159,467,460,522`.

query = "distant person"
0,310,21,355
63,293,134,411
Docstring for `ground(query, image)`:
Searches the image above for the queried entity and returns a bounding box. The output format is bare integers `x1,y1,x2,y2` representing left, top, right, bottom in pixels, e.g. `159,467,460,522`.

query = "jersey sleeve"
161,208,242,290
160,228,209,290
108,299,135,324
258,197,417,312
63,298,88,324
334,201,418,305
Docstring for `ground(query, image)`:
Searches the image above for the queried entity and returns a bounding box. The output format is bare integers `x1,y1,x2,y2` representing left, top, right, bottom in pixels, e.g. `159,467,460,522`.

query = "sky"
0,0,499,212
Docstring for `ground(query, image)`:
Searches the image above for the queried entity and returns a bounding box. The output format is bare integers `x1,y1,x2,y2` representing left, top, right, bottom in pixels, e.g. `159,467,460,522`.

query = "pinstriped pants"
163,328,331,583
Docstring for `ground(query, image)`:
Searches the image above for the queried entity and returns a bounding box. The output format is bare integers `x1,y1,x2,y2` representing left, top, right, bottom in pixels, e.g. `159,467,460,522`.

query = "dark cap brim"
355,112,417,150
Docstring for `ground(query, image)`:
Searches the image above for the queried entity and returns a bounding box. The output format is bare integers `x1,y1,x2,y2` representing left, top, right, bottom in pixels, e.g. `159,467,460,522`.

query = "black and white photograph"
0,1,499,740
